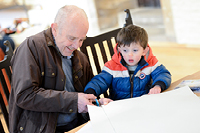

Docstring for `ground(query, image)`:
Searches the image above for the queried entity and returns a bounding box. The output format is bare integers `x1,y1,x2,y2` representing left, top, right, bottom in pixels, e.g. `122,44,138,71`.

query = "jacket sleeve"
84,70,113,96
151,64,172,91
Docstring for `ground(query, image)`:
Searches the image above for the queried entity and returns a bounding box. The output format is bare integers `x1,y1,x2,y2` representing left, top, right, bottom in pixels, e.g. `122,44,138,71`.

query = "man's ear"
51,23,57,37
143,46,149,56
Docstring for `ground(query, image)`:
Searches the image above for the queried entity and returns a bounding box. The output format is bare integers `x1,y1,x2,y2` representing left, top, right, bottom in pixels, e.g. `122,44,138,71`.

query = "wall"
160,0,175,41
94,0,138,30
161,0,200,45
37,0,100,36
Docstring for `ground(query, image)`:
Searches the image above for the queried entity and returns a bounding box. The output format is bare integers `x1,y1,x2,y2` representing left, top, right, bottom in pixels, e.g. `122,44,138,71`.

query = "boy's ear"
143,46,149,56
118,47,121,53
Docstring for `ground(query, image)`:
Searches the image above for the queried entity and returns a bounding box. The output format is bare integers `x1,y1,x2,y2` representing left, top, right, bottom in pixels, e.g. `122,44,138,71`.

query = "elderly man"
9,5,96,133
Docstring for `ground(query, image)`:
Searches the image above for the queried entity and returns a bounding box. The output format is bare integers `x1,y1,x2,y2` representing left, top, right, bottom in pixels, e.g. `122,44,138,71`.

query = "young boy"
84,24,171,102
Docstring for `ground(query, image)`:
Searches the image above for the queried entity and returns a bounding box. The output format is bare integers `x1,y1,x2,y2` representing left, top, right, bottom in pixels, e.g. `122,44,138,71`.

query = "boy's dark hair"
117,24,148,49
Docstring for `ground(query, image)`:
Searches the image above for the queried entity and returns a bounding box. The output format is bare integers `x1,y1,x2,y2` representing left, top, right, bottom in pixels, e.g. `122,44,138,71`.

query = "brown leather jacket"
9,28,93,133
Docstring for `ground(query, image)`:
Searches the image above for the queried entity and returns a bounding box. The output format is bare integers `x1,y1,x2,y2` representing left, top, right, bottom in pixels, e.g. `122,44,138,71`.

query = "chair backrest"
80,9,133,98
0,40,13,133
80,28,121,75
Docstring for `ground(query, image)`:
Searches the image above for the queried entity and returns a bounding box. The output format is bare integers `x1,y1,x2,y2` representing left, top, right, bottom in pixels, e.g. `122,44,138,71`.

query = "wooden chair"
0,40,13,133
80,9,133,98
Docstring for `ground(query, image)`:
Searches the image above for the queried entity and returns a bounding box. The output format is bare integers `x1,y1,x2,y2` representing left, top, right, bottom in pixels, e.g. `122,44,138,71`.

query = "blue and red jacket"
84,45,171,100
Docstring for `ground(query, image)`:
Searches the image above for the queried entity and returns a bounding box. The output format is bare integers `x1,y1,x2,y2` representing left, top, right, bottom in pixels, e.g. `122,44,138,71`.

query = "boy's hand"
99,98,113,105
148,85,161,94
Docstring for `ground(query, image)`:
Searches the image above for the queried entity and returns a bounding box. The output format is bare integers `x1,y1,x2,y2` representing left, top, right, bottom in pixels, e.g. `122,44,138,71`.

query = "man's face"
52,17,88,56
118,42,146,66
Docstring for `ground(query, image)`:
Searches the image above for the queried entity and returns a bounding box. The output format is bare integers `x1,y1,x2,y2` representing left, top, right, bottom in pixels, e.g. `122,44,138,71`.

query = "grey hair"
54,5,87,31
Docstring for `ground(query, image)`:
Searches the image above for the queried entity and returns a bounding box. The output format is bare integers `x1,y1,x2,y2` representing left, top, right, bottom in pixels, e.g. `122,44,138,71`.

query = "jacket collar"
44,28,64,58
44,28,55,47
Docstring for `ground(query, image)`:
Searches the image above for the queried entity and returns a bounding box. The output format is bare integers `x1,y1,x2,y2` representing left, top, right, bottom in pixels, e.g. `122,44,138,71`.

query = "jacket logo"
139,72,146,79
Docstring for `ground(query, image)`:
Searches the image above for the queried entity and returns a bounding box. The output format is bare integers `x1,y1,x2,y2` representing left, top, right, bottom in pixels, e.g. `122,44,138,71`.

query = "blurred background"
0,0,200,82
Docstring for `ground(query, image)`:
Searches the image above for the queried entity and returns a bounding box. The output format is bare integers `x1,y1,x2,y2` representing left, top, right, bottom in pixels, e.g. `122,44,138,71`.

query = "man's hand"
99,98,113,105
148,85,161,94
78,93,96,113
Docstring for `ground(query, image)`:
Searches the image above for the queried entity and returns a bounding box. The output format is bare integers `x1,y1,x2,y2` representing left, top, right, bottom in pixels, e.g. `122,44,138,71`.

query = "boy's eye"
133,49,138,52
123,49,127,52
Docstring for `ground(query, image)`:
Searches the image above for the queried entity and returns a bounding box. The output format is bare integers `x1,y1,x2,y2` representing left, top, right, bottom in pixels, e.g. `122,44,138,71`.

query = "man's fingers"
85,94,97,100
87,101,94,106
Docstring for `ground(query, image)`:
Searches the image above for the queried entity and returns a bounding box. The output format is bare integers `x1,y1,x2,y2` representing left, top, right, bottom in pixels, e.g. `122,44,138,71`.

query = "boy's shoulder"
104,59,127,71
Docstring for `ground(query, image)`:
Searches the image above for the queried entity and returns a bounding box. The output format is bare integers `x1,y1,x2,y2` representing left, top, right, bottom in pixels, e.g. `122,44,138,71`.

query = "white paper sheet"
76,122,93,133
85,86,200,133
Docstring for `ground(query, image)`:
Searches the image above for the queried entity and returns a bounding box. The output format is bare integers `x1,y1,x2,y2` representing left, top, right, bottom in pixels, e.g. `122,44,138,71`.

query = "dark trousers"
55,114,88,133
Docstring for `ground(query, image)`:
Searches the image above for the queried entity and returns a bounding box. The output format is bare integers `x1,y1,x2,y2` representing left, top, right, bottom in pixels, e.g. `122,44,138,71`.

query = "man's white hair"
54,5,88,31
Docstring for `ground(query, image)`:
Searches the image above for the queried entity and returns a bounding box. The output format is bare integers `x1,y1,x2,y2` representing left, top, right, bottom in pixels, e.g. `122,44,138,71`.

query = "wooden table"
65,123,87,133
67,71,200,133
165,71,200,96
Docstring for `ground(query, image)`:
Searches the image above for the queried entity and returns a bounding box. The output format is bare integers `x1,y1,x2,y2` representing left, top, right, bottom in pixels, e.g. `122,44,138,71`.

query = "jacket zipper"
130,75,134,98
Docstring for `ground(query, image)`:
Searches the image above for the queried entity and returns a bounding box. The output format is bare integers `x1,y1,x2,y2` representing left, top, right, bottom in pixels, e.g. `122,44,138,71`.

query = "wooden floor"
149,41,200,82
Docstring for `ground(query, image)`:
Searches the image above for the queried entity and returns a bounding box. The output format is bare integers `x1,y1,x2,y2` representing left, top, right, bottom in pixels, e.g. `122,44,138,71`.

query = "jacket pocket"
43,67,57,89
17,112,46,133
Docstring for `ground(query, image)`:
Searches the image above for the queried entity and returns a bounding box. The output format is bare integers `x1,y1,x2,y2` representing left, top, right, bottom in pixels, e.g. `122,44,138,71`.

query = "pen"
95,99,100,107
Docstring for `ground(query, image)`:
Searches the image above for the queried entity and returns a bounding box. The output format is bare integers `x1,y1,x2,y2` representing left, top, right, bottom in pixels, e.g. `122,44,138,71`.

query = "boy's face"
118,42,147,66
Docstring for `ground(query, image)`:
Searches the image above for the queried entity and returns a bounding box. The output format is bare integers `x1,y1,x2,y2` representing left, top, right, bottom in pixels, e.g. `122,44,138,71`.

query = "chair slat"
98,41,108,64
4,67,12,82
0,92,9,128
0,121,6,133
107,39,114,56
0,70,9,101
90,45,101,74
